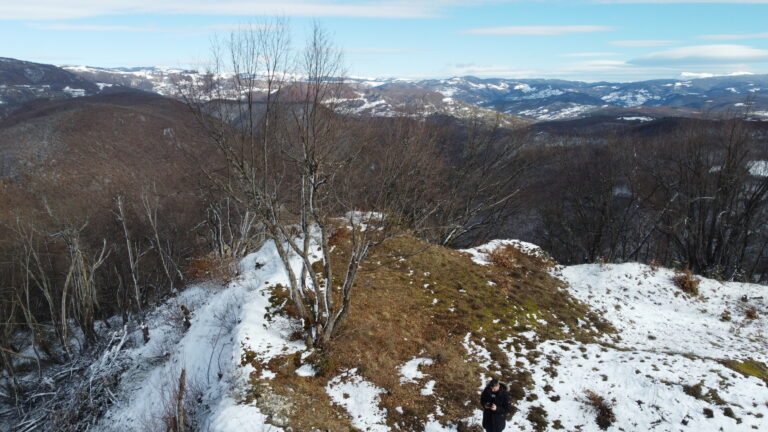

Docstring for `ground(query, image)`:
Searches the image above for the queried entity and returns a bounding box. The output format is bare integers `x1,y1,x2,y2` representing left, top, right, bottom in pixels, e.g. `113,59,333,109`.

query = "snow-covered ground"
558,263,767,361
93,240,309,431
89,239,767,431
464,241,768,432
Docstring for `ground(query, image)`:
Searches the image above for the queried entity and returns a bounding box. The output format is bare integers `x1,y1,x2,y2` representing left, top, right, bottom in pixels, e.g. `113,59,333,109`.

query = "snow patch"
326,368,389,432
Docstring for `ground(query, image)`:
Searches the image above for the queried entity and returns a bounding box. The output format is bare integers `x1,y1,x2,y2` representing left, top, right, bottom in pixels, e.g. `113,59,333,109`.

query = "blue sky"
2,0,768,81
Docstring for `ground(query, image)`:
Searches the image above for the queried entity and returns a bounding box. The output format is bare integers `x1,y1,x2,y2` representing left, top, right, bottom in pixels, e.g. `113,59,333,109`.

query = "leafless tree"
181,21,408,347
647,117,768,278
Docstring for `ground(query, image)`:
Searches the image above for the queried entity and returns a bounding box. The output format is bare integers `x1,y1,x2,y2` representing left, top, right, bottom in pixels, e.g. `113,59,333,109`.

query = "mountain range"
2,57,768,124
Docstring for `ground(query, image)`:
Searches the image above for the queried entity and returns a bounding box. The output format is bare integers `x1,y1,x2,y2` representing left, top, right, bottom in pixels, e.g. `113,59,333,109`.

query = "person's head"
488,378,500,392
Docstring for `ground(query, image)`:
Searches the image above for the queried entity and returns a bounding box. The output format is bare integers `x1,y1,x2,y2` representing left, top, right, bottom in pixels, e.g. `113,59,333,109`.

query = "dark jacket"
480,383,511,432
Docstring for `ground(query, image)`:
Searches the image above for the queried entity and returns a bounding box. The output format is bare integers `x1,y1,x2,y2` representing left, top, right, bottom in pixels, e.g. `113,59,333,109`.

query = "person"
480,378,511,432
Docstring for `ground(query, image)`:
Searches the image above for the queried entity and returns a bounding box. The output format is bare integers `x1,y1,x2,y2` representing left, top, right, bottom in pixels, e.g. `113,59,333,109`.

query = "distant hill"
62,63,768,122
0,57,143,120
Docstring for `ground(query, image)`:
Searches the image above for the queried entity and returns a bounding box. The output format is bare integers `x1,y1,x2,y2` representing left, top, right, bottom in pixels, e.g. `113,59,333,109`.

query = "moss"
723,360,768,384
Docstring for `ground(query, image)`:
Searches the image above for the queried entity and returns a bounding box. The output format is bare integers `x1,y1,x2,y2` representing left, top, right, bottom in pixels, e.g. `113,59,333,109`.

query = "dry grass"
745,307,758,320
244,233,608,431
185,253,237,282
672,269,701,296
487,243,555,273
582,389,616,430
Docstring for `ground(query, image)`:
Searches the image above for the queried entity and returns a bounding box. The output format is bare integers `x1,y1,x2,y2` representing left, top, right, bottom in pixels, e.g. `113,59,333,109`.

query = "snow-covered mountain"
3,57,768,123
0,57,102,118
62,64,768,122
390,74,768,121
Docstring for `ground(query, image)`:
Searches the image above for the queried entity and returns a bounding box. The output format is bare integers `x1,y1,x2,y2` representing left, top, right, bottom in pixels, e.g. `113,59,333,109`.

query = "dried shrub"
745,307,758,320
673,269,701,296
488,244,554,273
526,405,549,432
582,390,616,430
720,309,732,321
649,259,661,272
328,227,350,247
185,253,236,282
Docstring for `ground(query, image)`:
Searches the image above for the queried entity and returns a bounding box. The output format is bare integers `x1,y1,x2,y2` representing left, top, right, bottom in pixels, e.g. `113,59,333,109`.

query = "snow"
78,232,767,431
326,368,389,432
506,340,768,432
748,160,768,177
424,417,458,431
460,239,548,266
63,86,87,97
421,380,437,396
295,364,317,377
399,357,435,383
557,263,768,361
208,402,274,431
518,103,596,120
618,116,654,122
93,239,312,431
601,89,660,107
514,83,533,93
460,239,767,431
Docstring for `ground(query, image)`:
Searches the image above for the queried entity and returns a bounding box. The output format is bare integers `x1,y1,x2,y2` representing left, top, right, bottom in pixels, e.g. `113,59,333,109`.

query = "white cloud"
447,63,537,78
680,71,755,78
698,32,768,40
611,40,679,47
631,44,768,65
34,23,246,33
0,0,447,20
562,52,620,57
463,25,615,36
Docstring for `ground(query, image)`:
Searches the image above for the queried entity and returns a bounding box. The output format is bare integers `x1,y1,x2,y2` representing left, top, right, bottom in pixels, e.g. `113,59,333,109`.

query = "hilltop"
24,232,763,432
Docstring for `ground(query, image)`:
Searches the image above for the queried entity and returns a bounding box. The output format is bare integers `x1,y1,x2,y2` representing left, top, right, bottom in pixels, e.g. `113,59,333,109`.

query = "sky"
2,0,768,82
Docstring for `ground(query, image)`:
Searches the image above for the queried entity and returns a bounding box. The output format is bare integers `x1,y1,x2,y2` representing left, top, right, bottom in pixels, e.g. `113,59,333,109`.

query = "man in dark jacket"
480,378,511,432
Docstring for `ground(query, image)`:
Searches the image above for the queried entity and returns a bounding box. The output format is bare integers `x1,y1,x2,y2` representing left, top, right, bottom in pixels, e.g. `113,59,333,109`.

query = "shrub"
487,244,554,273
582,390,616,430
526,405,549,432
720,309,731,321
745,307,758,320
673,269,701,296
185,253,236,282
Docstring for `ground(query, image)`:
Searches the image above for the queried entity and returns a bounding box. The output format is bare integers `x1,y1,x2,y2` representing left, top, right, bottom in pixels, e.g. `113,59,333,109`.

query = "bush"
720,309,732,321
745,307,758,320
185,253,236,282
582,390,616,430
488,244,554,273
673,269,701,296
526,405,549,432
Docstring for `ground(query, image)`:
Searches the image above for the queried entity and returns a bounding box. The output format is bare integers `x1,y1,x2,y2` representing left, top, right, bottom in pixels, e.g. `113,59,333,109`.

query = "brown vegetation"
673,269,701,296
240,234,607,431
582,389,616,430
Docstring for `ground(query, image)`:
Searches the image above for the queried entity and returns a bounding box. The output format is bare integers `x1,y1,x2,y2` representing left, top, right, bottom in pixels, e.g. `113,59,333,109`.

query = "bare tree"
181,21,406,348
429,110,530,247
55,225,110,347
648,117,768,278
